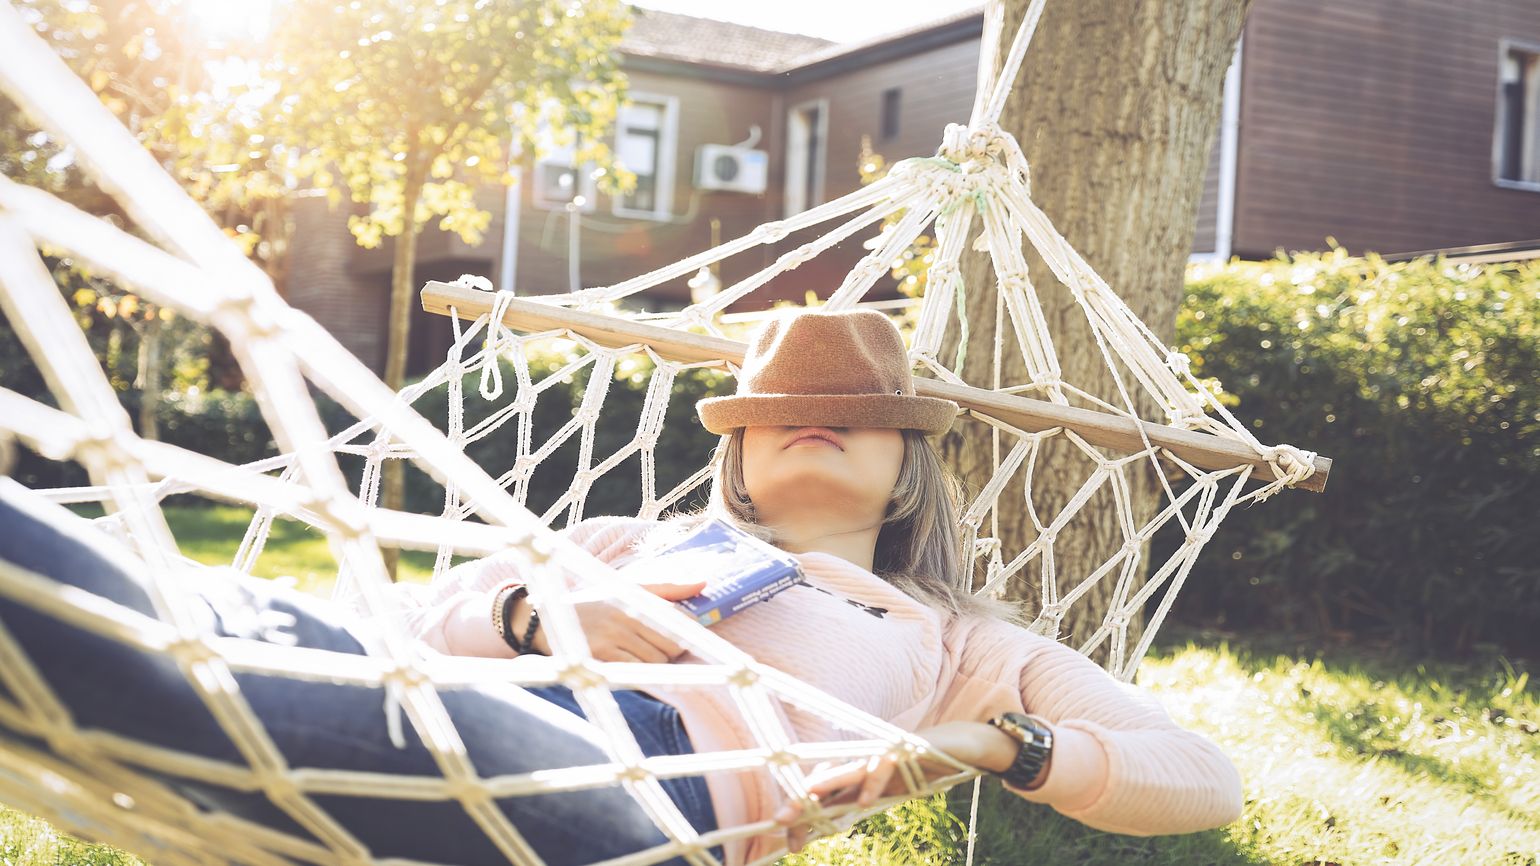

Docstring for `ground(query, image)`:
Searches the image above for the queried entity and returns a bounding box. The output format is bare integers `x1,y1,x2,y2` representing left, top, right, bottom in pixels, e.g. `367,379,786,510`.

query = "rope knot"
1252,443,1319,503
1263,443,1318,484
73,424,125,471
939,122,1007,167
558,662,606,691
452,274,495,292
756,221,788,243
303,492,370,538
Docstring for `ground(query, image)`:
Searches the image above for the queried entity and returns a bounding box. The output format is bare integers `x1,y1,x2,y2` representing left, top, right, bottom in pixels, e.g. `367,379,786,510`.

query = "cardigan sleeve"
382,515,660,653
937,615,1244,836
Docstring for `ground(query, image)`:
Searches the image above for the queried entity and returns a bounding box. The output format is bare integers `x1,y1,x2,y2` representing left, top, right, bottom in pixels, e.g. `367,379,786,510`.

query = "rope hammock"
0,0,1330,864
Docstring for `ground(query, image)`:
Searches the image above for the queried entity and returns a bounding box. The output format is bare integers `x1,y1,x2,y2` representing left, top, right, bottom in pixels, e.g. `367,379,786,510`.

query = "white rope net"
0,1,1323,865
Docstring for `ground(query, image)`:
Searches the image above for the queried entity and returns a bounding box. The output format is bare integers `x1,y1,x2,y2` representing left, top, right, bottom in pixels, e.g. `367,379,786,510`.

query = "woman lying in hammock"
0,307,1241,866
395,308,1245,866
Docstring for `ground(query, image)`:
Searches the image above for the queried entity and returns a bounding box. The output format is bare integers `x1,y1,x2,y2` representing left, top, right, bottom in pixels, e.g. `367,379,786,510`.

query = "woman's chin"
748,483,880,520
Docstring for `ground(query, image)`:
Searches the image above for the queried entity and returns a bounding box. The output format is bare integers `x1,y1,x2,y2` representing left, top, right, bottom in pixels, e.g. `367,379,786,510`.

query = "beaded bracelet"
492,583,541,655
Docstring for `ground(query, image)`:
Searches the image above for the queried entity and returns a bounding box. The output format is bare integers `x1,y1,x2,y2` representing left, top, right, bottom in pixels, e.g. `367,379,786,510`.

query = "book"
621,517,804,626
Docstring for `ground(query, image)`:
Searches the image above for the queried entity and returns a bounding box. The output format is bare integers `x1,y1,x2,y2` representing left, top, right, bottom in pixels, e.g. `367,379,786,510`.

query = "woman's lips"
785,428,843,450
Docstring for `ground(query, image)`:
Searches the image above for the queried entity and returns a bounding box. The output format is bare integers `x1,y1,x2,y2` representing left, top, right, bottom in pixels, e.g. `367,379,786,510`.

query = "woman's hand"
529,578,706,663
771,720,1025,853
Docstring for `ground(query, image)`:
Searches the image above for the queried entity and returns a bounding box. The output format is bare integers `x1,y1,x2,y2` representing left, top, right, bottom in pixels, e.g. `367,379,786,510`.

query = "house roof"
786,4,984,71
622,9,837,73
619,6,988,84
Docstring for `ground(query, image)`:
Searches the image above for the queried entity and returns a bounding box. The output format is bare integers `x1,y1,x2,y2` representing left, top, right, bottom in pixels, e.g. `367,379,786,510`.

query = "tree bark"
136,312,162,441
938,0,1250,668
380,154,428,581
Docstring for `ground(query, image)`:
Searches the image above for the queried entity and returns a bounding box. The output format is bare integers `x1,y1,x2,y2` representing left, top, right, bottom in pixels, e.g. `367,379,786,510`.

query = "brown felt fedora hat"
696,308,959,436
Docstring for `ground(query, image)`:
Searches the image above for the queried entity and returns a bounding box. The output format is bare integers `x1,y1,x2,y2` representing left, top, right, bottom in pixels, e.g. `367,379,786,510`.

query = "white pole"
498,165,522,294
1215,33,1244,263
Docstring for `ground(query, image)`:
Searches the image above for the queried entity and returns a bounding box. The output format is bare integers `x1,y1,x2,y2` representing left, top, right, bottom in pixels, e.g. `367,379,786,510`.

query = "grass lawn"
67,502,444,593
2,509,1536,865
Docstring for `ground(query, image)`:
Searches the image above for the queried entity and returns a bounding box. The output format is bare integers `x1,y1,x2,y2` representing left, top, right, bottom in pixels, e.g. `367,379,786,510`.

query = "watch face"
993,712,1044,739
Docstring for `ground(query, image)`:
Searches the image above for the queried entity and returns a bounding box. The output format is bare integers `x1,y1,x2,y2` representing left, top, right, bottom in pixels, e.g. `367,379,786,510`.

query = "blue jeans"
0,482,724,866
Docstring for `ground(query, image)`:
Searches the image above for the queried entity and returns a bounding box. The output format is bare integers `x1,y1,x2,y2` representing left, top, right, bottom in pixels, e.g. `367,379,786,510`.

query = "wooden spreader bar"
422,281,1331,493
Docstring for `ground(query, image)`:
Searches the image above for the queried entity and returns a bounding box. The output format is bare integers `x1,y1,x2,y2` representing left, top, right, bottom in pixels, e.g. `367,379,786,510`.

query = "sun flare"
183,0,272,43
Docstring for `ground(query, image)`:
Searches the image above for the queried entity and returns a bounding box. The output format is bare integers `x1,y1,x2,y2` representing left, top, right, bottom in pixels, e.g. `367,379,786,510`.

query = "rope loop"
478,290,518,400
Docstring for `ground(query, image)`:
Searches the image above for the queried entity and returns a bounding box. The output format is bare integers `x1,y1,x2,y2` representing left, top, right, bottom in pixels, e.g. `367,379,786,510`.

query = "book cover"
622,518,804,626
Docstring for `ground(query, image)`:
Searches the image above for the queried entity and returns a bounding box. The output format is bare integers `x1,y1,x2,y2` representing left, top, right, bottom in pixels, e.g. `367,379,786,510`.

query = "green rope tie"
952,267,970,375
900,154,963,174
897,152,989,376
931,191,988,376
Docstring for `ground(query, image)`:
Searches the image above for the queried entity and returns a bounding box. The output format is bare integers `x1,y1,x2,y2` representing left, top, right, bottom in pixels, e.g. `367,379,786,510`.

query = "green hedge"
1158,248,1539,655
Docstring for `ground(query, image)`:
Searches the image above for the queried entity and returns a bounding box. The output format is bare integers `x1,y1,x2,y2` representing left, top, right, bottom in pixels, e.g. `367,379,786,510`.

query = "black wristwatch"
986,711,1054,789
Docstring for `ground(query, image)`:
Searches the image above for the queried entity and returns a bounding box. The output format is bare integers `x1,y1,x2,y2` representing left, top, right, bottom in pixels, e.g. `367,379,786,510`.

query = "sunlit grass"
1136,632,1539,866
2,508,1536,866
160,503,444,592
783,629,1539,866
67,502,441,593
0,816,147,866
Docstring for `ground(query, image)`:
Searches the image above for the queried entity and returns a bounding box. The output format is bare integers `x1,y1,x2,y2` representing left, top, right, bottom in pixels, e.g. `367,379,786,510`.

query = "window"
881,88,901,140
613,94,679,220
1495,42,1540,190
784,99,828,216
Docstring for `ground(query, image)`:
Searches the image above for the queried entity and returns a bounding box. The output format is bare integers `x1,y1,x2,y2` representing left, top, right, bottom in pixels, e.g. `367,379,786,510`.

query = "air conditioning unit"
694,144,768,194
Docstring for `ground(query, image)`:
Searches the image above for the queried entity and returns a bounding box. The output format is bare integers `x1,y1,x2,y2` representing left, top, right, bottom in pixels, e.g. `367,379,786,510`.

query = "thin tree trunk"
136,312,162,441
380,155,428,581
938,0,1250,668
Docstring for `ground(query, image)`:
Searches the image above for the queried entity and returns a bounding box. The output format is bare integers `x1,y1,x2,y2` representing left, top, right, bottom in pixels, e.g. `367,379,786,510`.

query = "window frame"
784,97,830,217
1493,38,1540,194
611,92,681,221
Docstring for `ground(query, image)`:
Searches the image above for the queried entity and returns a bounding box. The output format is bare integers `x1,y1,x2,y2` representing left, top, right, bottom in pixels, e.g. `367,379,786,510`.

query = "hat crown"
738,310,913,398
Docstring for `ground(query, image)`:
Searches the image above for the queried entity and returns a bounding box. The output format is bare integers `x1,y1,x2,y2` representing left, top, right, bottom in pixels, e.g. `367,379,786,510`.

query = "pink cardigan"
391,516,1243,866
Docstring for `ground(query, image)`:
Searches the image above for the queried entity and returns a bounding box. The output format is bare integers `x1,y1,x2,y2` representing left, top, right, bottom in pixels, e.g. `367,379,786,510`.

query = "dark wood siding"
288,196,390,374
762,38,983,306
1232,0,1540,258
783,39,981,199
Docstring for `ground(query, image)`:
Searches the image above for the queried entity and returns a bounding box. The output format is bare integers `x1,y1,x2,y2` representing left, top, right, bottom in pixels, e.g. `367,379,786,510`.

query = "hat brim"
696,393,959,437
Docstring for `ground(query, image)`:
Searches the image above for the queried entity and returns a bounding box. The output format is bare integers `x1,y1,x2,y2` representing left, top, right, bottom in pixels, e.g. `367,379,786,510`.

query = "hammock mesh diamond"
0,1,1326,864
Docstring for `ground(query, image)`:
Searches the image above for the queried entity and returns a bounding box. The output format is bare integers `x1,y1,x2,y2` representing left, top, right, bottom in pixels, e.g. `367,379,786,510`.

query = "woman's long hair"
641,427,1029,627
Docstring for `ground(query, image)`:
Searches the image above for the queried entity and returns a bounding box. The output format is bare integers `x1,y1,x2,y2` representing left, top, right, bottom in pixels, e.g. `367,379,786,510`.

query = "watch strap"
988,711,1054,790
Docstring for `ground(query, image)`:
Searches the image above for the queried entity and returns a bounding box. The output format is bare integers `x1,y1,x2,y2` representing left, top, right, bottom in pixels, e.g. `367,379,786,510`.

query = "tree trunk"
380,155,428,581
136,312,162,441
938,0,1250,668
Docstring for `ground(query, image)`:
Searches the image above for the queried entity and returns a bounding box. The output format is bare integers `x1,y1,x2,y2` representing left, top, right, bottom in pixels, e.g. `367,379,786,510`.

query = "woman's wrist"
978,721,1050,789
506,593,549,655
490,583,548,656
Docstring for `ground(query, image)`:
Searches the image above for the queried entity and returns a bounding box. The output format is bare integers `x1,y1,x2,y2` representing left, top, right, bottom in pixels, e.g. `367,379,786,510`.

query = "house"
285,1,1540,376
